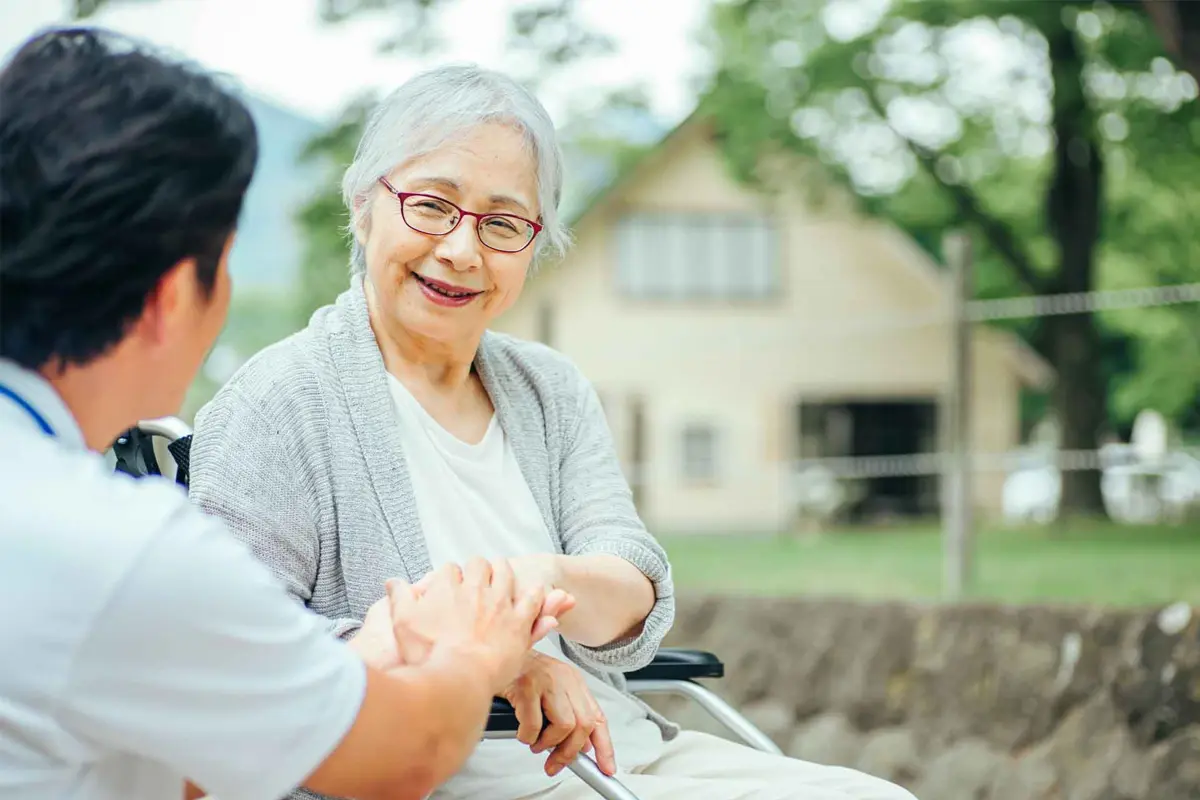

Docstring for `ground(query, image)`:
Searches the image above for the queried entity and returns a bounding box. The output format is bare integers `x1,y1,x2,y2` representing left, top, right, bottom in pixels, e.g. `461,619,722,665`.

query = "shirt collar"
0,359,87,449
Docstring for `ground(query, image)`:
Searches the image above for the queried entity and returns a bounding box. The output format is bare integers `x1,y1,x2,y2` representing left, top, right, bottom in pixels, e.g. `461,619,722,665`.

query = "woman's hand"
499,554,655,650
502,651,617,778
504,554,561,593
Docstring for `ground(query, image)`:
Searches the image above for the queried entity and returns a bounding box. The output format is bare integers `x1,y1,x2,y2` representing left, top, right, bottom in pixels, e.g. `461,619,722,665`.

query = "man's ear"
135,258,192,346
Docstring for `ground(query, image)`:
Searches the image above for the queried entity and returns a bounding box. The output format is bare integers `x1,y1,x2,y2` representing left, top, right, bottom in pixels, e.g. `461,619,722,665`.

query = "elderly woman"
188,65,916,800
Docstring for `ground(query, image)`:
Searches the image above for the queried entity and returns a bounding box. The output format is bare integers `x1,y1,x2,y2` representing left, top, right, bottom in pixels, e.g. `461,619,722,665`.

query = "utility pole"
943,230,975,600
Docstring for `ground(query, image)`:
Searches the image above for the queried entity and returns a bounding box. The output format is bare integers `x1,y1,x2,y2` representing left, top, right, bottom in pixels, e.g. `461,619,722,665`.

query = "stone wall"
647,597,1200,800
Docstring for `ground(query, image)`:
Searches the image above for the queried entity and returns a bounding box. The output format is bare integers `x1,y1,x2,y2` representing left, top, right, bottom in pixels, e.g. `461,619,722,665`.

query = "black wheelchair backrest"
111,423,193,487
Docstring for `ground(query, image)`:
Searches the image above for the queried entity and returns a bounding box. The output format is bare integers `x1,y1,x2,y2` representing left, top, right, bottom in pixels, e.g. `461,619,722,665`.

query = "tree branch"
861,87,1047,293
908,138,1046,293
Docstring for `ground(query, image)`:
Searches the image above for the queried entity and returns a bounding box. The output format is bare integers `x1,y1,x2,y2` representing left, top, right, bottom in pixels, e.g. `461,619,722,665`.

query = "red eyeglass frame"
378,177,543,253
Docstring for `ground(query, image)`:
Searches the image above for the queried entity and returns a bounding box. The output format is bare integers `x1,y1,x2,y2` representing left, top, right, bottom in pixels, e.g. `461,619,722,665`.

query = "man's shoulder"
0,436,209,648
2,436,196,560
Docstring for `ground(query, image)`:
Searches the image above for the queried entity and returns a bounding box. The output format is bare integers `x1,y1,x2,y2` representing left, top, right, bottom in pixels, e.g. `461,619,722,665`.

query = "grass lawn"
658,521,1200,607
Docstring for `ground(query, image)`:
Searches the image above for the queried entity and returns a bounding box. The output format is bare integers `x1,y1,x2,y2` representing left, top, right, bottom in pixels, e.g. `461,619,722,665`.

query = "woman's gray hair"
342,64,570,272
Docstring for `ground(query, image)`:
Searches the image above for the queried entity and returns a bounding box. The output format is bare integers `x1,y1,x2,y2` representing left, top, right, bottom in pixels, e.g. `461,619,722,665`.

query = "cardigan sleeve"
188,383,362,641
555,372,675,672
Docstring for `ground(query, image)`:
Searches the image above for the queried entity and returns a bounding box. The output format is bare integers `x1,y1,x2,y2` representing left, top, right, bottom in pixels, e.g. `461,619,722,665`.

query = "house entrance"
797,399,940,522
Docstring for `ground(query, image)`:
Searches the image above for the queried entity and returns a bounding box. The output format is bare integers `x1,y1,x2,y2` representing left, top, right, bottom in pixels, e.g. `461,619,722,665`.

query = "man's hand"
346,595,401,670
502,652,616,778
386,559,572,693
349,569,575,671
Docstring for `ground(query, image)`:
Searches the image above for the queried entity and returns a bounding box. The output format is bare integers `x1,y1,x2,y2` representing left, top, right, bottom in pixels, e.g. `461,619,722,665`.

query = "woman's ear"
352,197,370,246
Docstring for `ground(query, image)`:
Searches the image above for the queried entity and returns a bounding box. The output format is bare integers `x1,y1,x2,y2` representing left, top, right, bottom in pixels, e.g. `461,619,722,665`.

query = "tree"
703,0,1199,515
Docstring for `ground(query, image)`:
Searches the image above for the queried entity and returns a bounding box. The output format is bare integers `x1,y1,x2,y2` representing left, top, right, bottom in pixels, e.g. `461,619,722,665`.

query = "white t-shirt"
0,360,367,800
387,374,665,800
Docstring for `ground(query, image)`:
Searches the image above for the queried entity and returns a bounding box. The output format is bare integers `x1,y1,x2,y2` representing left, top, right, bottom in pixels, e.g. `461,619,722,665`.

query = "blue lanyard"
0,383,56,438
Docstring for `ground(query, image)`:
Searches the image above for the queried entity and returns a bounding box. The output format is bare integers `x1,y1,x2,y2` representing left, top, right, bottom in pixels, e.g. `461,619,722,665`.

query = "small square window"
681,424,718,483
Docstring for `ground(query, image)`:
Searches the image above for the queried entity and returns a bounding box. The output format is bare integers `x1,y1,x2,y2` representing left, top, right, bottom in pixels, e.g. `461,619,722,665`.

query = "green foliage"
292,96,376,324
703,0,1200,434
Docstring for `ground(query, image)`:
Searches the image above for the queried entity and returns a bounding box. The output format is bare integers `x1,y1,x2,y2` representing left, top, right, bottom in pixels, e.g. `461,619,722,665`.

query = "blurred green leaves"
702,0,1200,432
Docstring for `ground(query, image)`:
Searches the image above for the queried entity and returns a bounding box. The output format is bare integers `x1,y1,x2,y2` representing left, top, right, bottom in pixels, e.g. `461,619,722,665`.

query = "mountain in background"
227,94,325,292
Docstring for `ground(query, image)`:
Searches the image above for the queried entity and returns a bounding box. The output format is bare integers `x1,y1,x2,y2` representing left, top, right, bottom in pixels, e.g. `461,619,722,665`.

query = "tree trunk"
1044,314,1107,514
1043,21,1108,516
1142,0,1200,82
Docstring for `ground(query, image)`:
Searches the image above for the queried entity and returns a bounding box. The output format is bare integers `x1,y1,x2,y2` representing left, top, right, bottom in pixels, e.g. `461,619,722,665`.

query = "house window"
681,424,719,483
615,212,779,300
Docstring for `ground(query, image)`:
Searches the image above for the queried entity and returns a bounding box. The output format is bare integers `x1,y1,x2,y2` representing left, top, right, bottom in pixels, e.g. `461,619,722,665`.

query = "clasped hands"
353,555,617,777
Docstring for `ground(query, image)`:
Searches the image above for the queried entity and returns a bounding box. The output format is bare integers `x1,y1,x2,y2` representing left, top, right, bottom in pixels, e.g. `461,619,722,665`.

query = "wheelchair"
111,418,782,800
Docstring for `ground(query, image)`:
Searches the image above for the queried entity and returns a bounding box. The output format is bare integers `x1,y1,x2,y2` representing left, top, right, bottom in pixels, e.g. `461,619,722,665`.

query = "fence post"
943,230,974,600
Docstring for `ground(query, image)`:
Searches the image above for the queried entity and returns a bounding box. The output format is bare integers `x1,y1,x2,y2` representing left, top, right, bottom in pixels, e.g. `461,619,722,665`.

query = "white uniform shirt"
0,359,367,800
387,374,665,800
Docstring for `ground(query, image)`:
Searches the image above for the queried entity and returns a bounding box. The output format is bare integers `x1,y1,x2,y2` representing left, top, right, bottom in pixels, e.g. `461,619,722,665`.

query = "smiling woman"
356,122,542,368
187,64,917,800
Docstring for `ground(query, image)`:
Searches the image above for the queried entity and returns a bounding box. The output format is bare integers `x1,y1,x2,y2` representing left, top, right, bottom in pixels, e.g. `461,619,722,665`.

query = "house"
496,113,1051,533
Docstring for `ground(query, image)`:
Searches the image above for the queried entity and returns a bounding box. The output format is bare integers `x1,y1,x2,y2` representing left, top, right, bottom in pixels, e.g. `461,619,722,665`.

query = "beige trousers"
532,731,916,800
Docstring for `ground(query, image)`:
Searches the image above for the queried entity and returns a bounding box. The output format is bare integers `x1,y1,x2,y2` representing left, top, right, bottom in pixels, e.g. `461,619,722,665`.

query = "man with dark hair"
0,27,569,800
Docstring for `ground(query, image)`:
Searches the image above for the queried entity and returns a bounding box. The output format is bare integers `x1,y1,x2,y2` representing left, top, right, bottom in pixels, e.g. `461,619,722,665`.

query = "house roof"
557,108,1055,389
564,107,708,229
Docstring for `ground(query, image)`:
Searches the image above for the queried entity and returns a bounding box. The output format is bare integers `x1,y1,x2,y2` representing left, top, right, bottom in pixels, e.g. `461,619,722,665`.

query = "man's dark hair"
0,27,258,371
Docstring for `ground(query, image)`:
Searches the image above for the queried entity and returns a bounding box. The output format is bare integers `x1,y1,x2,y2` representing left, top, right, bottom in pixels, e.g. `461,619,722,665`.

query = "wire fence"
969,282,1200,321
660,282,1200,344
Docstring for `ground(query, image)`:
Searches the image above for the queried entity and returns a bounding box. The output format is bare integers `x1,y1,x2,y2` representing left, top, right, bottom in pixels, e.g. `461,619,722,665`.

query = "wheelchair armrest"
624,648,724,681
479,650,728,732
487,697,521,733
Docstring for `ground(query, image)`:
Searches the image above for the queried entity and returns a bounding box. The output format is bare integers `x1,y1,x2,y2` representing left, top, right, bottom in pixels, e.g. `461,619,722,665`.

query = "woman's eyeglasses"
379,177,542,254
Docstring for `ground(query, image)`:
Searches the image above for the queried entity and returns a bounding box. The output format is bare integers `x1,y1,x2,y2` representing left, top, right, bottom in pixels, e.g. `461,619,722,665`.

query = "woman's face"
358,122,540,352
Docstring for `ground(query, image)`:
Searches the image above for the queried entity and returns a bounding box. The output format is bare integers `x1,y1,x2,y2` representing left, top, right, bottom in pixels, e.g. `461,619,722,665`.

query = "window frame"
613,210,782,303
680,422,720,485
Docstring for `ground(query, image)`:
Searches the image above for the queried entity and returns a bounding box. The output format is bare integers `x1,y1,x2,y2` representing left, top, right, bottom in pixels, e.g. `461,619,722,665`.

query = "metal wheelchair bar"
135,416,193,442
628,679,783,755
483,731,642,800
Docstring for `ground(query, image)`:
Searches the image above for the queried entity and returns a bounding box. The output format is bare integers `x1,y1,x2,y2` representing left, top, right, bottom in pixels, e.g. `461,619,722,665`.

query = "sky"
0,0,713,126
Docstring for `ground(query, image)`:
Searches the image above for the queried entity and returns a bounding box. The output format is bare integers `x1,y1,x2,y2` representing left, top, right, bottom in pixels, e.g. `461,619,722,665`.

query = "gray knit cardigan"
188,274,678,739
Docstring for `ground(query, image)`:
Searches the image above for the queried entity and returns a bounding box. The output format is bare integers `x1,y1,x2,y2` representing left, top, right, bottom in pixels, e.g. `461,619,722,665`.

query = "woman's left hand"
502,651,617,778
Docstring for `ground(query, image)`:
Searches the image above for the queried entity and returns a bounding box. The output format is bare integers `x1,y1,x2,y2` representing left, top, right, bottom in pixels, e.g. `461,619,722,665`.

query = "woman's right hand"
385,558,571,693
503,651,617,777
